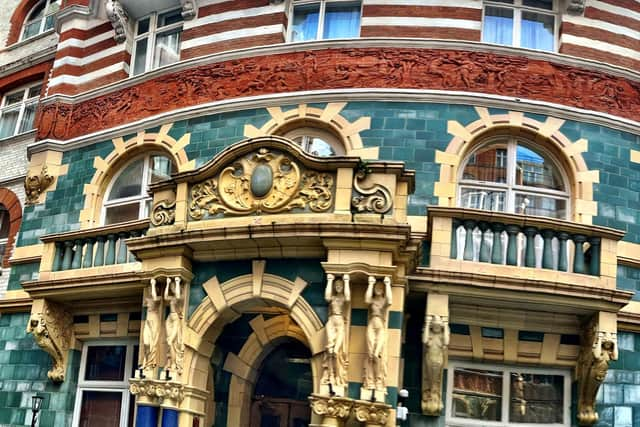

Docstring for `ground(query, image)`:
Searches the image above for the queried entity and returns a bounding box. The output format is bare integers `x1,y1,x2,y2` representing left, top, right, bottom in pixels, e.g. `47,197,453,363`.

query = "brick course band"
36,47,640,141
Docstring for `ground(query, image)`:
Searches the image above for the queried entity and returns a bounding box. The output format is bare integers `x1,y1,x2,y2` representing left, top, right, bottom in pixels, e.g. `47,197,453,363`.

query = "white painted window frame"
131,7,183,76
457,137,571,219
481,0,559,52
20,0,59,41
287,0,363,42
0,83,41,140
445,360,571,427
72,339,138,427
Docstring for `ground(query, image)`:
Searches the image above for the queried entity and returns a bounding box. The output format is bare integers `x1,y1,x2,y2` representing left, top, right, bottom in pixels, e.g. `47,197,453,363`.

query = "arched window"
282,127,344,157
102,154,174,225
21,0,60,40
458,137,569,219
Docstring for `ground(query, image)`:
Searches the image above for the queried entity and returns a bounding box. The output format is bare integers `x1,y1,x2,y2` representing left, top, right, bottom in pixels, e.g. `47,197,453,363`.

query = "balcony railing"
41,220,149,272
427,207,624,278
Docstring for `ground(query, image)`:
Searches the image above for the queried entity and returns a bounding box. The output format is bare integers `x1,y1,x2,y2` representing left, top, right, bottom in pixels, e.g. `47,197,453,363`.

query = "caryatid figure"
141,278,161,373
165,277,185,376
364,276,392,390
422,314,449,415
323,273,351,389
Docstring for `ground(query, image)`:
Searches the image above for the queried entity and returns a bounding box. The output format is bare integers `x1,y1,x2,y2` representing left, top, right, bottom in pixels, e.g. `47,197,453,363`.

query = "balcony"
414,207,631,312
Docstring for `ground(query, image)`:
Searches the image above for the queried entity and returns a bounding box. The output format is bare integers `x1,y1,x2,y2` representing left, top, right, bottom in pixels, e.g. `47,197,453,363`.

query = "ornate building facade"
0,0,639,426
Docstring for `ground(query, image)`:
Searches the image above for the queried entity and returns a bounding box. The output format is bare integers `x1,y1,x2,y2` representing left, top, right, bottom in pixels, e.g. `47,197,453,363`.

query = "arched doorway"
250,339,312,427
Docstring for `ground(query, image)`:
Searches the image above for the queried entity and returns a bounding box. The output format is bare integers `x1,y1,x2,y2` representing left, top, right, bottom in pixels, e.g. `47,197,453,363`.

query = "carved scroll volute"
25,165,54,205
26,299,72,383
151,200,176,226
576,314,618,426
105,0,130,43
351,170,393,215
421,314,449,415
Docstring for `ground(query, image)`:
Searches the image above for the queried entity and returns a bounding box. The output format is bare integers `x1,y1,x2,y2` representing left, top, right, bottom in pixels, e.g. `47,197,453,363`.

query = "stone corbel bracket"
26,299,72,382
105,0,129,43
181,0,198,20
566,0,586,14
25,165,54,205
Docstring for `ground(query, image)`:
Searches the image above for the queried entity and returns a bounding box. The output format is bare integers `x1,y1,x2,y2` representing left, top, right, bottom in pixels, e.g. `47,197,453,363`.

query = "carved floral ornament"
25,165,54,205
188,147,335,219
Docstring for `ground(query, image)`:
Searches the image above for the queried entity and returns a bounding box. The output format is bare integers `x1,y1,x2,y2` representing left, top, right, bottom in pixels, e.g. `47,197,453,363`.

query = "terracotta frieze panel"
37,48,640,141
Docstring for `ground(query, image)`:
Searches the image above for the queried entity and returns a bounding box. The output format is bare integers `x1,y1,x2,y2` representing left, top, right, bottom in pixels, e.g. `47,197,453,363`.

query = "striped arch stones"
435,107,598,224
78,123,194,228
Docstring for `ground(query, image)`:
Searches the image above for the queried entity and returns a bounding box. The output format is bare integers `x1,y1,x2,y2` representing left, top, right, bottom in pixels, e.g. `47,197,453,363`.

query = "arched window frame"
21,0,59,41
457,135,571,219
101,153,175,225
282,126,345,157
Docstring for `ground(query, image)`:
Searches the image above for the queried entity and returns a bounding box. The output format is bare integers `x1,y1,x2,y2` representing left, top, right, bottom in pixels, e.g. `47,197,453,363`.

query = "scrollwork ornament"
351,170,393,214
308,394,353,420
26,300,72,382
354,400,391,426
151,200,176,226
105,0,129,43
25,165,54,205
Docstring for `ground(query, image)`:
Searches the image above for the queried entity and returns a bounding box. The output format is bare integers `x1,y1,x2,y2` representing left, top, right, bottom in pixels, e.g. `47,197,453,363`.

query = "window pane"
22,20,42,39
292,4,320,42
28,2,46,20
158,9,183,27
460,187,506,212
0,108,20,139
510,373,564,423
44,14,55,31
78,391,122,427
137,18,150,35
515,145,563,191
150,156,172,183
483,6,514,46
4,92,24,106
133,38,148,76
323,2,361,39
452,368,503,421
521,11,554,51
105,202,142,225
462,143,508,183
19,102,37,133
28,85,42,98
154,29,181,69
108,159,144,200
0,207,9,239
85,345,127,381
304,137,335,157
515,193,566,218
523,0,553,10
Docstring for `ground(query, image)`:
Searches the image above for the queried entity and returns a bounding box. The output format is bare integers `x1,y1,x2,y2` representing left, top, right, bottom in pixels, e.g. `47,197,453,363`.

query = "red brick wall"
0,189,22,268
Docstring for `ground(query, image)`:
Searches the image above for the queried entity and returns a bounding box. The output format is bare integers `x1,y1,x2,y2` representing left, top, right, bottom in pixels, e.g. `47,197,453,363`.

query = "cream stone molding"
308,394,353,425
243,103,376,159
79,123,194,228
353,400,391,427
26,299,73,382
576,313,618,426
436,107,599,224
105,0,129,43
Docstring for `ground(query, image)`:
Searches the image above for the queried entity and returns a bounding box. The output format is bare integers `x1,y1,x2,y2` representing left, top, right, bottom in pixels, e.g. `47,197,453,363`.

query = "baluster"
478,222,490,263
105,234,117,265
450,219,461,259
117,232,129,264
83,238,95,268
541,229,555,270
94,236,105,267
52,242,63,272
61,241,74,271
589,237,601,276
463,220,476,261
523,226,538,268
491,223,505,264
71,239,84,270
573,234,587,274
128,230,141,263
557,232,569,272
505,225,520,266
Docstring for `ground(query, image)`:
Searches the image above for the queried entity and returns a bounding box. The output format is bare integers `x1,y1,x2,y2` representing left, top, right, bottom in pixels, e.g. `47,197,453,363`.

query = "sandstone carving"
105,0,129,43
26,300,72,382
322,273,350,391
352,170,393,214
165,277,185,377
421,314,449,415
354,400,391,427
364,276,392,392
151,200,176,226
141,279,162,374
25,165,54,205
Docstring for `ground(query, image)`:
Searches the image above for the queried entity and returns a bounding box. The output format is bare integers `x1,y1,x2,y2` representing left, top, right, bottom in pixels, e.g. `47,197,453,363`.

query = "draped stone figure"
141,279,161,373
364,276,392,391
421,314,449,415
576,321,618,425
165,277,185,376
322,273,351,391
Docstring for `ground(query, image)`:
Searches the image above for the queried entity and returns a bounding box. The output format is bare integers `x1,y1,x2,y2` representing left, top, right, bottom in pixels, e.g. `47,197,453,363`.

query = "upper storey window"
482,0,557,52
0,84,41,139
21,0,60,40
290,0,361,42
458,137,569,219
132,8,183,76
103,154,174,225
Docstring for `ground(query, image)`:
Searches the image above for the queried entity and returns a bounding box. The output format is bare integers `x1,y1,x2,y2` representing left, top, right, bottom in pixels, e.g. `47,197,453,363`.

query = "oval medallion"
251,164,273,198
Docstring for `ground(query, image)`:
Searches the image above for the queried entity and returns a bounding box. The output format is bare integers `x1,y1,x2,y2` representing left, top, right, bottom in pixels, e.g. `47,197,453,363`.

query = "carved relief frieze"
26,299,72,383
188,148,334,219
25,165,54,205
151,200,176,226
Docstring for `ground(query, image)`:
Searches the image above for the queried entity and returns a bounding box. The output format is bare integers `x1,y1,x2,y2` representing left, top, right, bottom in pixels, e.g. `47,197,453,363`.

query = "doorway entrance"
249,340,312,427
